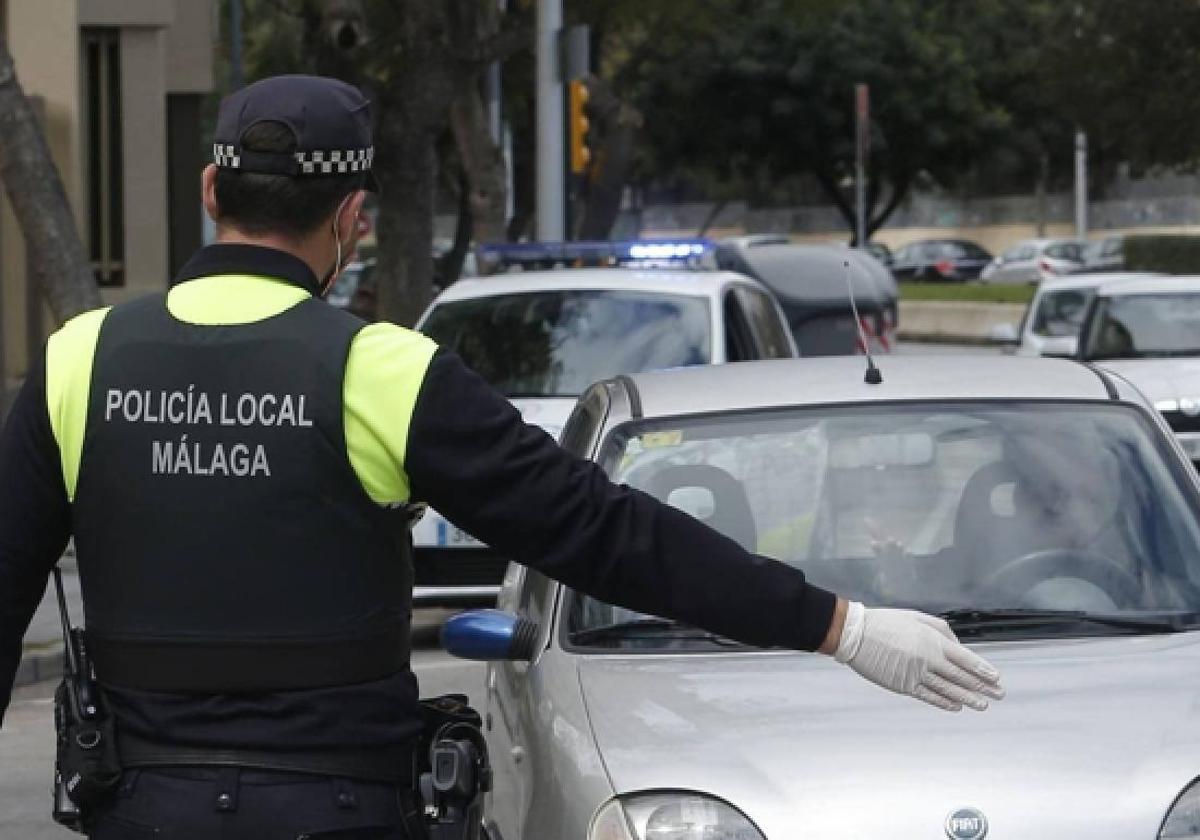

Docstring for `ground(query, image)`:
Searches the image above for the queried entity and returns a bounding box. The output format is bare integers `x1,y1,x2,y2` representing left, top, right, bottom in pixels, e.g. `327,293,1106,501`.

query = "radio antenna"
845,259,883,385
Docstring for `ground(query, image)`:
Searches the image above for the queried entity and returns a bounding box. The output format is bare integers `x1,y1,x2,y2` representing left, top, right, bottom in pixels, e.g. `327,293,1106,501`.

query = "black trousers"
87,768,424,840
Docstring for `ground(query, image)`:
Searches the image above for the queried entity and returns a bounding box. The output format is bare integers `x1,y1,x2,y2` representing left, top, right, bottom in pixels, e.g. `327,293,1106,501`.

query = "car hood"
1101,358,1200,408
578,633,1200,838
508,397,576,442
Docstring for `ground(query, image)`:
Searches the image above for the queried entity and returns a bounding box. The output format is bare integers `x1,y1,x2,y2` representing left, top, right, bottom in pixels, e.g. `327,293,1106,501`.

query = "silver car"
445,355,1200,840
980,238,1085,285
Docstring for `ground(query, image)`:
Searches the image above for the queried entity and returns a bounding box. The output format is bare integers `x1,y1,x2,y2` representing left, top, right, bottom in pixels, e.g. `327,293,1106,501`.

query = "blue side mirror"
442,609,538,661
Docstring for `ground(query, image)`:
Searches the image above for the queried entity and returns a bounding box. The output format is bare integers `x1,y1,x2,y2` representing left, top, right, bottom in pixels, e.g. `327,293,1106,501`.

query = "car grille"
1161,411,1200,434
413,547,509,586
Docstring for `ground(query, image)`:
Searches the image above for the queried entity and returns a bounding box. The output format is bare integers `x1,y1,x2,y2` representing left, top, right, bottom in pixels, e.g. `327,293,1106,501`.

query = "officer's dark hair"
214,121,363,240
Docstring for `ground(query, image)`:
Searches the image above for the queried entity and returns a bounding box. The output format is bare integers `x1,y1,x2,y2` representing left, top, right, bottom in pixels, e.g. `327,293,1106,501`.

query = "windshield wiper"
570,618,746,647
939,608,1192,636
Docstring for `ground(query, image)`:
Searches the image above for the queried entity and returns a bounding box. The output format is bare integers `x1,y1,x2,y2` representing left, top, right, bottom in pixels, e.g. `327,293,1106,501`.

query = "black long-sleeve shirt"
0,246,835,749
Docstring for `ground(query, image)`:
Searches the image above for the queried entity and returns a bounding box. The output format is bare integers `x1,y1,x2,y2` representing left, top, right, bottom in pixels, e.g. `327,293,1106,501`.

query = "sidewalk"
15,553,77,689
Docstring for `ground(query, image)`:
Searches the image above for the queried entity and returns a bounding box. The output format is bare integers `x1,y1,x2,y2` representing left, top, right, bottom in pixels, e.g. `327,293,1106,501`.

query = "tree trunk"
373,108,438,327
867,176,912,238
436,167,473,288
449,83,507,245
0,38,100,324
696,199,729,237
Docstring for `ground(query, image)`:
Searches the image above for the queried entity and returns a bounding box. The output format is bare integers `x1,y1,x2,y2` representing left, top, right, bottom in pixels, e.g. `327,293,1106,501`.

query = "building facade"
0,0,214,383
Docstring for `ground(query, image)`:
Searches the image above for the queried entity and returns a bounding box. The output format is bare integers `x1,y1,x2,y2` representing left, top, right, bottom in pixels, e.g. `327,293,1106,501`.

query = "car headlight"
1161,778,1200,838
589,792,766,840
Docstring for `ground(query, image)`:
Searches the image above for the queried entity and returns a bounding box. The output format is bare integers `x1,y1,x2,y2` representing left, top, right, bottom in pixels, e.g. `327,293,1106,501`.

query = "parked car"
980,238,1085,285
409,260,796,605
988,272,1158,357
890,239,993,282
1085,234,1127,272
446,354,1200,840
715,240,898,354
1077,276,1200,464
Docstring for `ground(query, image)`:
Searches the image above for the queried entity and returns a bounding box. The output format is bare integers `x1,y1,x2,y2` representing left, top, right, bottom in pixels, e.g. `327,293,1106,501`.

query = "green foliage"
1124,236,1200,275
1042,0,1200,176
620,0,1015,235
899,282,1035,305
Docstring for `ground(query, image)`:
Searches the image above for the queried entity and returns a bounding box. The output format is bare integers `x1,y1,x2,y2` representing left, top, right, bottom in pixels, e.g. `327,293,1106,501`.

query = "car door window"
734,286,793,359
724,292,758,361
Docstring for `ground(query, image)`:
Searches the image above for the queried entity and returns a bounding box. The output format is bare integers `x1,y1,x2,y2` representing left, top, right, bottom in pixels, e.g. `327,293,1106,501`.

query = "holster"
53,677,122,832
416,694,492,840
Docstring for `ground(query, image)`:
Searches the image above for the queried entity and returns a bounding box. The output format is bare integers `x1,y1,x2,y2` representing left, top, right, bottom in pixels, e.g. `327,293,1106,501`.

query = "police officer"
0,76,1003,838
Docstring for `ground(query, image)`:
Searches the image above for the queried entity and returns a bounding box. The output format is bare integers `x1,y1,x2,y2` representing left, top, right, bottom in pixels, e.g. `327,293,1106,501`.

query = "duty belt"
118,730,416,783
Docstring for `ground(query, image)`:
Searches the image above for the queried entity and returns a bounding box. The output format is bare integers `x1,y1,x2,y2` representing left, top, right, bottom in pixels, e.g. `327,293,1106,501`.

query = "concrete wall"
113,25,168,304
898,301,1027,344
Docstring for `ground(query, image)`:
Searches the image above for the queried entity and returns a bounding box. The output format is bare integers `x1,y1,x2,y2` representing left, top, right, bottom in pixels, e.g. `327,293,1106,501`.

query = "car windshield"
1032,288,1094,337
420,290,711,397
1085,293,1200,359
569,402,1200,646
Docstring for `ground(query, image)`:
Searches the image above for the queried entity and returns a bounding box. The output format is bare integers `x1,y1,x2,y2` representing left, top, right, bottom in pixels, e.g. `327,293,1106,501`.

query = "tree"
0,38,100,324
231,0,530,324
628,0,1013,242
1041,0,1200,177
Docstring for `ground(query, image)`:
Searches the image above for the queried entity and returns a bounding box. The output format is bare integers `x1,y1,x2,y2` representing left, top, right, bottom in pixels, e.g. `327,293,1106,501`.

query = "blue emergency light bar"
477,238,715,274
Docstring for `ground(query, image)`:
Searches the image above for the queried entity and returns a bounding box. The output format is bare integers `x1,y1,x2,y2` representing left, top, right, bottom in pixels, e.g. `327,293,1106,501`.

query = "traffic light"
568,79,591,175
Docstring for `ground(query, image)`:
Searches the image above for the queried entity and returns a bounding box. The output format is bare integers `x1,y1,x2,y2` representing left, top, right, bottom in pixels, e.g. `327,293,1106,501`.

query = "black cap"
213,74,377,191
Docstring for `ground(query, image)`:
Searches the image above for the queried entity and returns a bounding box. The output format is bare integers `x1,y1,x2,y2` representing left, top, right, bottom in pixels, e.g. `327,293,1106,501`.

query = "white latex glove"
834,601,1005,712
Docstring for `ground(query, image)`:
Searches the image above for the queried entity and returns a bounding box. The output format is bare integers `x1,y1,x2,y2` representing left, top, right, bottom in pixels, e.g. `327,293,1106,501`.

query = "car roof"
1036,271,1159,292
730,243,893,303
1097,275,1200,296
428,267,752,303
618,356,1139,421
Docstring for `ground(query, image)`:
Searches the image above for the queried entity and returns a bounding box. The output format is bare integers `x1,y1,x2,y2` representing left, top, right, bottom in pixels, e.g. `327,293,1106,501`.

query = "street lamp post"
535,0,564,241
1074,130,1088,240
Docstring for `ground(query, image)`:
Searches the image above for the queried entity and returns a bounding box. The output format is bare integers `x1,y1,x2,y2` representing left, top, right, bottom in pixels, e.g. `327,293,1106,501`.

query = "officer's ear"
336,189,368,243
202,164,221,223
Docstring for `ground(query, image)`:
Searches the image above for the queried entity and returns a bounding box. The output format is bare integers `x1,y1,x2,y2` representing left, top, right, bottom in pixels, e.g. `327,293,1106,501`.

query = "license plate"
437,520,483,548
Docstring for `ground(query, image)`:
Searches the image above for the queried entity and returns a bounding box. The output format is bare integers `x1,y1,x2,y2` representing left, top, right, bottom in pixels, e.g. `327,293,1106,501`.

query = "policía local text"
104,388,314,478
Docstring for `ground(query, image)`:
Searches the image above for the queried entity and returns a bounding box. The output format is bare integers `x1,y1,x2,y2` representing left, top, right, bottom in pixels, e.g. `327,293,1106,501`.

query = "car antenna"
845,258,883,384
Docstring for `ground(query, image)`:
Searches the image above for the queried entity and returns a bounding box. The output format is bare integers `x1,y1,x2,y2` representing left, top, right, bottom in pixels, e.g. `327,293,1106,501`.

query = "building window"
82,28,124,287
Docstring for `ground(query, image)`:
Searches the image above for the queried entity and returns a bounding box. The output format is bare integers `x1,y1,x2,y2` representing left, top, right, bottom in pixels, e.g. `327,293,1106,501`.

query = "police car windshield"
570,402,1200,646
420,290,711,398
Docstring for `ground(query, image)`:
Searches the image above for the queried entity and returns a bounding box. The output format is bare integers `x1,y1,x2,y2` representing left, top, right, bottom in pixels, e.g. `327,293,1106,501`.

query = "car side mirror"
442,609,538,661
988,323,1020,346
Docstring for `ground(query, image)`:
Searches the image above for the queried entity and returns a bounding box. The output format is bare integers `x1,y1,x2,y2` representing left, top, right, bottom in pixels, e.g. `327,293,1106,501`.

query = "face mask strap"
321,194,354,297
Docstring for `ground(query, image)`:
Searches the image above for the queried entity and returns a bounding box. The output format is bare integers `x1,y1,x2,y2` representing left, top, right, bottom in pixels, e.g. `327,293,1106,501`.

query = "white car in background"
990,273,1158,357
1077,276,1200,465
981,238,1085,285
410,255,797,604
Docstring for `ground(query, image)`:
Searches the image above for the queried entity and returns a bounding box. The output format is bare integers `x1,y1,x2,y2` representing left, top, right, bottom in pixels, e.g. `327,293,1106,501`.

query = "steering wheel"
979,548,1143,609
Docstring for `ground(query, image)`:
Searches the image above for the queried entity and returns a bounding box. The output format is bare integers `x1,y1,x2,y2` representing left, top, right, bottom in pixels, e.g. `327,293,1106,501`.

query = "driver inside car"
871,430,1131,612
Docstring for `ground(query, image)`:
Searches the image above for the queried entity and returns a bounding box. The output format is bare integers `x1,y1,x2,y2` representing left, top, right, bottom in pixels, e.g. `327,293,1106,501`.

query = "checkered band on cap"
212,143,374,174
213,143,240,169
295,147,375,174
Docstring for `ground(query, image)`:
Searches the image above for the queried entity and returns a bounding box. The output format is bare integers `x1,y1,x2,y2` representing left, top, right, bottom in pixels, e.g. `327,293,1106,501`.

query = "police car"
410,239,797,605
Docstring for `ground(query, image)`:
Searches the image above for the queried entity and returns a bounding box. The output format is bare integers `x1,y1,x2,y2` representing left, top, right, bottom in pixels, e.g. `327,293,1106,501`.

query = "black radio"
50,566,121,833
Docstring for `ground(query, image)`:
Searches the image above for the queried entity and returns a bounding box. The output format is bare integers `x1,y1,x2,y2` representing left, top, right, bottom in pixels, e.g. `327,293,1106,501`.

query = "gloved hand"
834,601,1004,712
